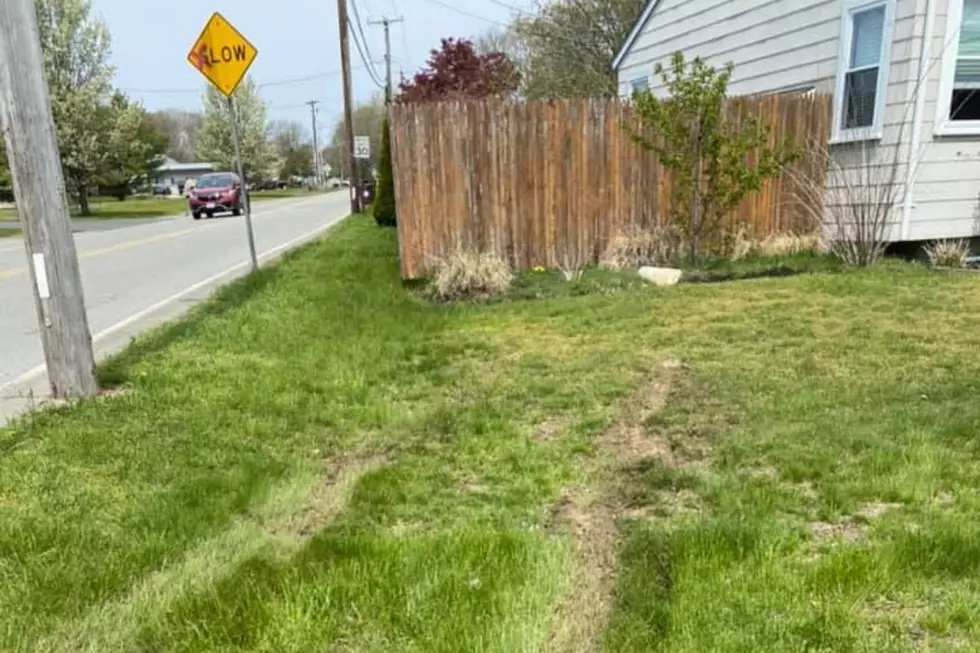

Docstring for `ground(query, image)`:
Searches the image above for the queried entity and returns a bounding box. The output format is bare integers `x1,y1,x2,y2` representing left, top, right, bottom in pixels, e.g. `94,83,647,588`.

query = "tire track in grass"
545,358,683,653
34,454,387,653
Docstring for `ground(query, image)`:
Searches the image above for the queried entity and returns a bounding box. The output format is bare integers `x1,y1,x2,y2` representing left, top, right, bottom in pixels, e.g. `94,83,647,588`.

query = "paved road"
0,216,174,233
0,192,350,422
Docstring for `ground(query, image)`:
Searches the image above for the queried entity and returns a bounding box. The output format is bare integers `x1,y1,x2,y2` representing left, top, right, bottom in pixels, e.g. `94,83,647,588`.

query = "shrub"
924,239,970,268
373,116,397,227
427,251,512,302
600,223,685,270
791,141,896,267
630,52,800,265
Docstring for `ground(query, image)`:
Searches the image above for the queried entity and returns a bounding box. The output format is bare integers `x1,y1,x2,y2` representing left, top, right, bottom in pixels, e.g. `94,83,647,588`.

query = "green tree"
34,0,125,214
507,0,646,99
149,109,203,162
197,78,280,181
97,93,168,198
373,116,396,227
279,144,314,179
0,148,12,203
631,52,799,264
323,96,385,182
270,120,313,180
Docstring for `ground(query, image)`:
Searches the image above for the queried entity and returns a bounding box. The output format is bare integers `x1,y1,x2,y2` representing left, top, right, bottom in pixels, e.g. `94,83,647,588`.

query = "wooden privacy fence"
389,95,831,279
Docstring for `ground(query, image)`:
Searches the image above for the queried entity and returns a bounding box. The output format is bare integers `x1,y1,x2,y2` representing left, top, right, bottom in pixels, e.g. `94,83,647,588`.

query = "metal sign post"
186,11,260,271
228,96,258,271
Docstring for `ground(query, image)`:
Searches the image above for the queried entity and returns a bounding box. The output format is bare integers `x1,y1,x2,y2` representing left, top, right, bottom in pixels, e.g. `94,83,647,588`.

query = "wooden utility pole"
337,0,360,214
368,16,403,101
306,100,321,186
0,0,98,398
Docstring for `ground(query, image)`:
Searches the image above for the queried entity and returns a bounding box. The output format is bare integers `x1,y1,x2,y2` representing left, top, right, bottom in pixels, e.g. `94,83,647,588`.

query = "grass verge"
250,188,329,200
2,214,979,651
0,214,612,652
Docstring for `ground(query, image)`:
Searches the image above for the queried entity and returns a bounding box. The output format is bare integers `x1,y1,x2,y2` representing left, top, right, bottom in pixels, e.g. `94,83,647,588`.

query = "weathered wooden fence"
389,95,831,279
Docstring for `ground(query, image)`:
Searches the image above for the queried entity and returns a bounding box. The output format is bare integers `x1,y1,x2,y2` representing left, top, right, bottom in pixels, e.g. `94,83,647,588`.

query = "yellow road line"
0,225,200,282
0,194,331,282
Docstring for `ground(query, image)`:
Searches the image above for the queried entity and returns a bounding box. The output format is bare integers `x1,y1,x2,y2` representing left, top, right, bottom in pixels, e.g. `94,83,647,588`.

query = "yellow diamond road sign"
187,12,258,98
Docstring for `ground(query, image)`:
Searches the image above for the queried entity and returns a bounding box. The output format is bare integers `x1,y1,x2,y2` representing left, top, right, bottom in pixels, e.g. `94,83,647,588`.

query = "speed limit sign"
354,135,371,160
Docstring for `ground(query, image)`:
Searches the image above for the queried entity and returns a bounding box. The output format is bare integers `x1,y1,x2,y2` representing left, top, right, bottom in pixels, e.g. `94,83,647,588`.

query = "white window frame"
831,0,896,143
630,76,650,94
934,0,980,135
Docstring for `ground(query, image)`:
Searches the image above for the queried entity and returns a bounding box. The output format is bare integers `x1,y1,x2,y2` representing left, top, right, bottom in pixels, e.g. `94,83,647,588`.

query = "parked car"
152,183,171,196
187,172,245,219
256,179,288,191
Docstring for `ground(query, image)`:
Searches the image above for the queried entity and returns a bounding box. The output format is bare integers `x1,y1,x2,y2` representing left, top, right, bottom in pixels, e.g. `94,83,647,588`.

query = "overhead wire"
349,0,387,89
416,0,507,26
347,17,386,89
119,65,370,95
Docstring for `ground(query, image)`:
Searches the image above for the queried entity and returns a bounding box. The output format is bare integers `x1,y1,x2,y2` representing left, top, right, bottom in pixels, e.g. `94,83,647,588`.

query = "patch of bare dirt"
534,418,567,444
546,489,619,653
809,518,868,545
545,357,684,653
266,453,388,542
855,501,902,521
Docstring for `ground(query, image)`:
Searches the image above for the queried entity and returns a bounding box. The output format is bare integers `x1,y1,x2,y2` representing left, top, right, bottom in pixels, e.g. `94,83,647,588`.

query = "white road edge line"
0,216,344,397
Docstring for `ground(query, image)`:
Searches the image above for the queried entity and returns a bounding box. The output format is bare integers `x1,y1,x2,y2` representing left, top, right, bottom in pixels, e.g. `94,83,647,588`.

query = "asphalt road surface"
0,192,350,422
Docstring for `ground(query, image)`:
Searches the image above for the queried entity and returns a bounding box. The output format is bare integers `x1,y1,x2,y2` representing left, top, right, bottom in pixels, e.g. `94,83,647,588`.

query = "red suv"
188,172,245,219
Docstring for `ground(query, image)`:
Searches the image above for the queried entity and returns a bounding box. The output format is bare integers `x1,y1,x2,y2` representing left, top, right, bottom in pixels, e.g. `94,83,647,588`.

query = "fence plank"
391,95,831,278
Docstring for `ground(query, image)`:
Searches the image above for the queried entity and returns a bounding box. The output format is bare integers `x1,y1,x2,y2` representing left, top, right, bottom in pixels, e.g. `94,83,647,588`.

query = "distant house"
150,156,214,191
612,0,980,243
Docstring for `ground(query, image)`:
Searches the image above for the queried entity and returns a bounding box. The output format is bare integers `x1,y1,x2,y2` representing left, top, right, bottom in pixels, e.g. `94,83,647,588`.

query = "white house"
613,0,980,242
150,157,215,192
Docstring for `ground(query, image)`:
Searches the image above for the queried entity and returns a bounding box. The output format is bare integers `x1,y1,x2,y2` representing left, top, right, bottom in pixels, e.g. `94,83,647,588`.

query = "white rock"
638,266,682,286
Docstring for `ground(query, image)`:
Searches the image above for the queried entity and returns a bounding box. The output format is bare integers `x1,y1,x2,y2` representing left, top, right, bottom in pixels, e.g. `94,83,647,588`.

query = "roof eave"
611,0,662,72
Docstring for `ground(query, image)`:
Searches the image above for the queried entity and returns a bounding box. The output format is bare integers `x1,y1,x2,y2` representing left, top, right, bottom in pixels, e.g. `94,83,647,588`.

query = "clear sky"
91,0,529,142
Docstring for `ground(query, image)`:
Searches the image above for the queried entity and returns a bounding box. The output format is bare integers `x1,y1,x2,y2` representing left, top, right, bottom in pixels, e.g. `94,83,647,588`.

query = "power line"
118,65,370,95
487,0,527,13
416,0,507,26
349,0,387,89
347,16,386,89
368,15,403,99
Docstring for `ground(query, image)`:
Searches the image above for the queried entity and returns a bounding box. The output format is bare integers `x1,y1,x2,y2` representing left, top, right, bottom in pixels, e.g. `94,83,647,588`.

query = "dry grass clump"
755,232,826,257
718,228,826,262
600,224,684,270
427,250,513,302
924,239,970,269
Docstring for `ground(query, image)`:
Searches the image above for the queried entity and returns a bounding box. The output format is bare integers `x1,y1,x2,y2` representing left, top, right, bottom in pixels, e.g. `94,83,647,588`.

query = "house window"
951,0,980,121
833,0,895,141
630,77,649,93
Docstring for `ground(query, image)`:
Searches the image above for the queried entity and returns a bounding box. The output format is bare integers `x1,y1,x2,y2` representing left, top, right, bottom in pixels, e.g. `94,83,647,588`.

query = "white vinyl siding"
904,0,980,240
615,0,980,242
832,1,896,141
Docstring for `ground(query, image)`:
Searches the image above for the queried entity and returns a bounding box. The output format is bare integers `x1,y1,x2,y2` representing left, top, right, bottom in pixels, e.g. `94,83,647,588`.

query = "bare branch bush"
790,139,902,267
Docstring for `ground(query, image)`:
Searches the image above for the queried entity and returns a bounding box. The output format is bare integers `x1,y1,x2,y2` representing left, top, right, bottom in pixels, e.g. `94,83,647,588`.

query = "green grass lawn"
0,197,184,222
2,216,979,652
250,188,329,200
